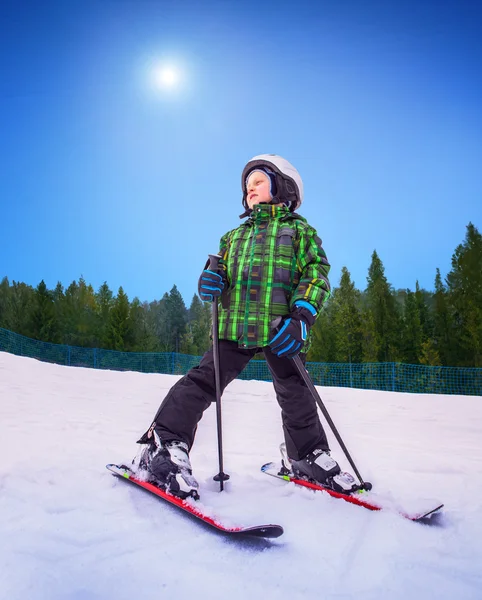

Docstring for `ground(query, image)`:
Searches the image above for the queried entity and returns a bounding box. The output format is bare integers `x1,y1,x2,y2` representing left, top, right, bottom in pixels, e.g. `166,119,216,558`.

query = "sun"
155,66,180,89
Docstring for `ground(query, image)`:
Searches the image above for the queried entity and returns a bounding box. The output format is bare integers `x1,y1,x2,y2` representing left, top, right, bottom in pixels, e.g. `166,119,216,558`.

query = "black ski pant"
149,340,329,461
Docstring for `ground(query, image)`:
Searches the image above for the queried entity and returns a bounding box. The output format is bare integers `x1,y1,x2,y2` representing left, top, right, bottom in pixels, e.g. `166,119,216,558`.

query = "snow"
1,351,482,600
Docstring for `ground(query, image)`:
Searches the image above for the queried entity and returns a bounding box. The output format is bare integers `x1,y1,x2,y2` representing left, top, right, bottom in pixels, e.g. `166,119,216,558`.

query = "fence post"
68,346,71,366
392,362,396,392
171,352,175,375
93,348,97,369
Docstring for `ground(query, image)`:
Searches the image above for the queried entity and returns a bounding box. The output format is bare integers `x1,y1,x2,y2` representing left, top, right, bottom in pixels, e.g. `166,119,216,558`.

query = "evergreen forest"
1,222,481,368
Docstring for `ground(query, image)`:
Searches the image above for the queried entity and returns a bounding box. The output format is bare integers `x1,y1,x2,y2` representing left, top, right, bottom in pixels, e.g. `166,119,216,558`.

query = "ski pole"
292,354,372,490
270,316,371,491
208,253,230,492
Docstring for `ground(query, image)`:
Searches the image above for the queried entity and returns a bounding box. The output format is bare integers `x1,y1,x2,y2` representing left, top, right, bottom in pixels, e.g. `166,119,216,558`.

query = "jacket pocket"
277,227,296,248
274,227,296,285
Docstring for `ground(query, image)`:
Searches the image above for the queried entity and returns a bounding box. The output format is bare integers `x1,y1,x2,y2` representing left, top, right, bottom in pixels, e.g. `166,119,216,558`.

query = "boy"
136,154,354,499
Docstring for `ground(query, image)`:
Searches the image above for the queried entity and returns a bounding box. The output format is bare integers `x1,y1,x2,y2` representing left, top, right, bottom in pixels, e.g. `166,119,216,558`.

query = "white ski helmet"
241,154,304,211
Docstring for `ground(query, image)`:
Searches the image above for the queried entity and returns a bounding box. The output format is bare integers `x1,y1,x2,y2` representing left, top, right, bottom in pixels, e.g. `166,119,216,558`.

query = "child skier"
136,154,355,499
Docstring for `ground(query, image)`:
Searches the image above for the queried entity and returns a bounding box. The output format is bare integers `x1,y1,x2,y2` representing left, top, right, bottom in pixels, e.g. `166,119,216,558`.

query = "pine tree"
308,298,337,362
446,222,482,366
433,269,452,366
365,250,400,362
52,282,65,343
187,294,212,355
360,307,379,363
30,280,57,342
106,287,133,351
332,267,363,363
414,281,433,345
401,289,422,364
77,278,98,347
130,298,158,351
60,278,98,347
419,339,441,366
155,293,172,351
8,281,34,337
165,285,187,353
95,282,114,348
62,281,80,345
0,277,10,329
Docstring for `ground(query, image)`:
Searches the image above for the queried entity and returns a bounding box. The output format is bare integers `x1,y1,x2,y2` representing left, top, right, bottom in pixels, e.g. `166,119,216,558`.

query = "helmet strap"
239,208,252,218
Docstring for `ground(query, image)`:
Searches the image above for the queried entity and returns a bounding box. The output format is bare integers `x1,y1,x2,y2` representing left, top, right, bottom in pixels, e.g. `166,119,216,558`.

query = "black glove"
268,301,317,359
198,263,225,302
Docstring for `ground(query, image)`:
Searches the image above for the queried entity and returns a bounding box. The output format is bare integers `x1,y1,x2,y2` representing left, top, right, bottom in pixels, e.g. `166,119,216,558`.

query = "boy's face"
246,171,272,208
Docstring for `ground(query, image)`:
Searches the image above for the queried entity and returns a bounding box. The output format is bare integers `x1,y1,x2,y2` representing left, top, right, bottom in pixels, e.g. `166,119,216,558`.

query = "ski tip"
413,504,445,523
238,524,284,538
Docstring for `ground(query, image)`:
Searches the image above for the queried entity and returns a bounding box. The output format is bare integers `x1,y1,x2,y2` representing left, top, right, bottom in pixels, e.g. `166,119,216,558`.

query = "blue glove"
198,268,225,302
268,301,317,359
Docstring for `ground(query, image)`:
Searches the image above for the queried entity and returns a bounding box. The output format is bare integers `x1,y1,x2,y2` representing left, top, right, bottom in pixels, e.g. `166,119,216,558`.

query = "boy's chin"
249,199,271,209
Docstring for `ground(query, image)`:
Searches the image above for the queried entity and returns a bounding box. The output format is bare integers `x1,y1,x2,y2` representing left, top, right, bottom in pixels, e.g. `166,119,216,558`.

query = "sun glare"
155,66,180,89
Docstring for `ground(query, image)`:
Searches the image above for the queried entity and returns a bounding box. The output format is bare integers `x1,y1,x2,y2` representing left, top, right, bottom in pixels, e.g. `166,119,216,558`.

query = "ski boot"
137,426,199,500
280,443,358,495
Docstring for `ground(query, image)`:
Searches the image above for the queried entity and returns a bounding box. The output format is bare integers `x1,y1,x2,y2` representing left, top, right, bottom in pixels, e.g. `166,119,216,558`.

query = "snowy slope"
1,351,482,600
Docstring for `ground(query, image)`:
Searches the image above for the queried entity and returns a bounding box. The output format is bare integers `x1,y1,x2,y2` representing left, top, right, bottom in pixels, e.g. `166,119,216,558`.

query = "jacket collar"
249,204,291,221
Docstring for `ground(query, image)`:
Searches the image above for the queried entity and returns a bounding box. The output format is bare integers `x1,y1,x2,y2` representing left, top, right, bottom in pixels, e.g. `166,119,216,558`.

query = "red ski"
107,464,283,538
261,462,443,522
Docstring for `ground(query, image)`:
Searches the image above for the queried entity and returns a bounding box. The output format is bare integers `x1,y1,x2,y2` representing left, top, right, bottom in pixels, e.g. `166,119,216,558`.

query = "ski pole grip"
208,254,221,271
270,316,283,334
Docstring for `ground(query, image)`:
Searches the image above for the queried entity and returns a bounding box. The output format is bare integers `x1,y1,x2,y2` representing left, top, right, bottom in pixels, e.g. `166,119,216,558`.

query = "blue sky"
2,0,482,306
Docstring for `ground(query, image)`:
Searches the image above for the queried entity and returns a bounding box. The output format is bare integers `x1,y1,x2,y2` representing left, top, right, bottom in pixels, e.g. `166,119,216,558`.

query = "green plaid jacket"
217,204,331,348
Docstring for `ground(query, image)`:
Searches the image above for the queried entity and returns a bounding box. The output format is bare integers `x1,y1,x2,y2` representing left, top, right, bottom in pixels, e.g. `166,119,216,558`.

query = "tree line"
1,222,480,367
0,278,212,357
311,222,481,368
